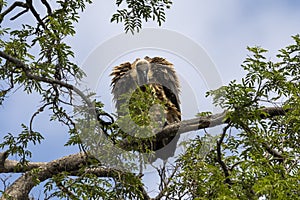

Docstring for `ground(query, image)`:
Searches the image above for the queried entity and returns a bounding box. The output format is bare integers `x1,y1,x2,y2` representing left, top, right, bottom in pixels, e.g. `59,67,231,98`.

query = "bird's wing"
110,61,137,112
146,57,181,113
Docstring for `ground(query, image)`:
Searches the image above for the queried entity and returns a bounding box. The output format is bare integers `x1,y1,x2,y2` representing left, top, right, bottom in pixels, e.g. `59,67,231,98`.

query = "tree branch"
0,1,28,22
0,151,9,172
239,118,285,162
54,181,79,200
216,124,231,184
25,0,47,30
0,50,94,110
0,50,112,129
262,142,284,161
0,156,46,173
0,153,87,199
40,0,52,15
118,107,287,152
153,164,179,200
0,50,289,158
0,153,143,200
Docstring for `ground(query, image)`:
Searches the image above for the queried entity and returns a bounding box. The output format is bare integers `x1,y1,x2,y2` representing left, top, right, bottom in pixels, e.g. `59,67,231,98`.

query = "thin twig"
10,8,29,20
154,163,180,200
26,0,47,30
55,181,79,200
0,1,27,21
41,0,52,14
29,102,52,132
216,124,232,184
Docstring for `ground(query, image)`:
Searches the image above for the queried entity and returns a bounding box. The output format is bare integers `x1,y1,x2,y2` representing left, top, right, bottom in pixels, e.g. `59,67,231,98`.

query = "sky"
1,0,300,198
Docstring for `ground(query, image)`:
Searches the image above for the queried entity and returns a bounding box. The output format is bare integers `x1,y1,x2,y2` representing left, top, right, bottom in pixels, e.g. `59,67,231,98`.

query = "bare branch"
153,163,179,200
25,0,47,30
0,1,28,22
29,102,52,132
10,8,29,20
216,124,231,184
41,0,52,15
0,175,12,192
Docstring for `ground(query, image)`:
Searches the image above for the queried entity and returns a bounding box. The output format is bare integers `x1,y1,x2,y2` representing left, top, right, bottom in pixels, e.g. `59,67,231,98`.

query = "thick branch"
0,151,9,171
0,158,46,173
0,153,88,199
118,107,287,152
0,153,143,200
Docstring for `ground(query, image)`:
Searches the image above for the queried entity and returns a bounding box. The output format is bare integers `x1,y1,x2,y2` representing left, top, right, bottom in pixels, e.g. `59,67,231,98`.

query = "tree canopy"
0,0,299,199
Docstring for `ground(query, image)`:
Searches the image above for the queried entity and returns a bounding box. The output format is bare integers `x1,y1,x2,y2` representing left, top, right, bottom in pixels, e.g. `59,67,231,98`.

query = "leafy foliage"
168,35,300,199
0,124,43,164
44,172,146,199
111,0,173,33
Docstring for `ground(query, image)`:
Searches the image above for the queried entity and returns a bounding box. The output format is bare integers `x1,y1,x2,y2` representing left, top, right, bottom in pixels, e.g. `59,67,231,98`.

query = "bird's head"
135,59,150,86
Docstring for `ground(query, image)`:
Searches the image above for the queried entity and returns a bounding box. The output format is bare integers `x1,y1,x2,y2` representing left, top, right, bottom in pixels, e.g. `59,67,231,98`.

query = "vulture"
110,56,181,162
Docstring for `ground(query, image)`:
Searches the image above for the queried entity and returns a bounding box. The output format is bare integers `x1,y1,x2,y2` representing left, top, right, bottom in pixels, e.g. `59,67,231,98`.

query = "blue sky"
1,0,300,198
72,0,300,82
